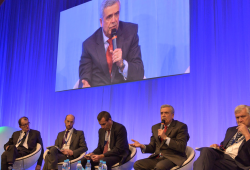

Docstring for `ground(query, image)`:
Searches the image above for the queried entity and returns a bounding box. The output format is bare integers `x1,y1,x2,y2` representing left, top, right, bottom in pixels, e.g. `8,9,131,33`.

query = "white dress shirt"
61,128,73,150
16,130,30,149
104,122,113,151
225,127,250,159
103,31,128,79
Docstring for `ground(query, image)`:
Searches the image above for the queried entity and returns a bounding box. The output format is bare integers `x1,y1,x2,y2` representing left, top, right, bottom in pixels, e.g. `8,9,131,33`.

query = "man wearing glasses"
1,116,44,170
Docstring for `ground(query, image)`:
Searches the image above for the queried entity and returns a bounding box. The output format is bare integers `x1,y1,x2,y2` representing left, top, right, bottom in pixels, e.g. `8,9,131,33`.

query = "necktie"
226,133,243,148
103,131,110,154
19,132,27,147
106,39,113,76
62,130,69,147
160,125,168,142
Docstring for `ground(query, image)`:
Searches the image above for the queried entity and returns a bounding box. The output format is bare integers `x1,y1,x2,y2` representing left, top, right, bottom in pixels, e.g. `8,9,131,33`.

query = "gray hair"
235,105,250,115
160,104,175,114
100,0,120,19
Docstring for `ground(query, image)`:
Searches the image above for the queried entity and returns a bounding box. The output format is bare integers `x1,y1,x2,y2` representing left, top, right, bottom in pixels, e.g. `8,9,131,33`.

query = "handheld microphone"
160,120,165,130
111,28,117,50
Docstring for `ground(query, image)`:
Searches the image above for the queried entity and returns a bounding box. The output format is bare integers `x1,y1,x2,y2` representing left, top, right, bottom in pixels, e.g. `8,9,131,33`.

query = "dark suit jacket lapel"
95,28,111,81
58,131,65,148
109,122,116,149
224,128,237,147
239,139,246,151
69,129,77,147
27,129,33,146
14,131,22,145
99,128,105,150
160,120,176,148
111,22,124,83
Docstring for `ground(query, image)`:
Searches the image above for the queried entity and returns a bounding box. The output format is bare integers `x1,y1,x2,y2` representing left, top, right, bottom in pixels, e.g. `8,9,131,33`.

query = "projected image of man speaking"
79,0,144,88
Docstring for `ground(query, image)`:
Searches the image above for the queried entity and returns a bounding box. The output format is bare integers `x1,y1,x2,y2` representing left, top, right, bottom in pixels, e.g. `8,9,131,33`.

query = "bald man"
43,114,88,170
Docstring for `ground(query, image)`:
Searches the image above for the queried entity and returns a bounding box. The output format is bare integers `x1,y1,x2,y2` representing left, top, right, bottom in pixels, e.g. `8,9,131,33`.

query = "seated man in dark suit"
43,114,88,170
131,104,190,170
81,111,130,170
79,0,144,88
194,105,250,170
1,116,44,170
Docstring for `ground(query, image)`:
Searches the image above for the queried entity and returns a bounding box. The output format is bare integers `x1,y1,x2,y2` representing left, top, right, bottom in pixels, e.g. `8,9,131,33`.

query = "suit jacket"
143,120,190,166
54,128,88,158
79,21,144,87
93,121,129,165
4,129,44,166
220,126,250,170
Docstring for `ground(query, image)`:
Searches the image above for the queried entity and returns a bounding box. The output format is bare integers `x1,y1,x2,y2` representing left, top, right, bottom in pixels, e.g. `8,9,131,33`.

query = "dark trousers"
133,157,176,170
43,146,74,170
1,145,31,170
81,156,121,170
193,147,241,170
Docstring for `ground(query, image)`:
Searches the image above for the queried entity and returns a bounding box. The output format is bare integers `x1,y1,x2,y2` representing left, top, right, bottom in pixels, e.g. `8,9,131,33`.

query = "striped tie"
226,133,243,148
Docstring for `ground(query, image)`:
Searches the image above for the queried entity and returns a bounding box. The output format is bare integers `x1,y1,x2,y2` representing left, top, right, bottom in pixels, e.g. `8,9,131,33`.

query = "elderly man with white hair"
194,105,250,170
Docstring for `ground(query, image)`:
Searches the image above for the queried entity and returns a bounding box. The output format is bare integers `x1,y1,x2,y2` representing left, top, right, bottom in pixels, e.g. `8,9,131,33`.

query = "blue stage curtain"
0,0,250,169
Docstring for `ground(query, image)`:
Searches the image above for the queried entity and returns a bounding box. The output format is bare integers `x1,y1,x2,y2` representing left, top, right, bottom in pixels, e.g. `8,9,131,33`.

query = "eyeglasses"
21,122,30,127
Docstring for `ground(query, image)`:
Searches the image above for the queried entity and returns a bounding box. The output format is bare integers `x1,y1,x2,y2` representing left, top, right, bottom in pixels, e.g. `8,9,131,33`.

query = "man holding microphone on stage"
131,104,189,170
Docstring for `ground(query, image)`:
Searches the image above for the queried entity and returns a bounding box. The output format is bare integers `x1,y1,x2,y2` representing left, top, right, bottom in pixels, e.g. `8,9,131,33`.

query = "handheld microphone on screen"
111,28,117,51
160,120,165,130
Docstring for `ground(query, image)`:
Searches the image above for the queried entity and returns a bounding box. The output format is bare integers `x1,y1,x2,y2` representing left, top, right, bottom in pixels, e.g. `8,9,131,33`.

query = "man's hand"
130,139,145,150
237,124,250,141
158,129,167,139
84,153,94,160
111,48,123,69
61,149,73,156
61,150,69,156
210,144,220,149
82,80,91,88
91,154,104,162
35,165,41,170
6,145,9,150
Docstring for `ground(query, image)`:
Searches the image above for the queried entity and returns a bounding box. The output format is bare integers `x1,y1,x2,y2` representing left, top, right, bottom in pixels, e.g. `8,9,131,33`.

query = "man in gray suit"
81,111,129,170
131,105,190,170
79,0,144,88
43,114,88,170
1,116,44,170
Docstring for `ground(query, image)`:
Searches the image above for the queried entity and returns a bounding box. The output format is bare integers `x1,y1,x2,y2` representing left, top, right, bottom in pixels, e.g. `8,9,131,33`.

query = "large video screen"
55,0,190,92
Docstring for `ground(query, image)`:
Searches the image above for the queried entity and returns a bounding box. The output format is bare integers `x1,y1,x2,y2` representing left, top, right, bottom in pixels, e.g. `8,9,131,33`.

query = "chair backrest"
13,143,42,170
170,146,196,170
0,126,19,167
111,145,137,168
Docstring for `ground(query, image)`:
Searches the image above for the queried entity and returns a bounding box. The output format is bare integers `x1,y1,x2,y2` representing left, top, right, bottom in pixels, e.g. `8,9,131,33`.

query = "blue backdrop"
0,0,250,169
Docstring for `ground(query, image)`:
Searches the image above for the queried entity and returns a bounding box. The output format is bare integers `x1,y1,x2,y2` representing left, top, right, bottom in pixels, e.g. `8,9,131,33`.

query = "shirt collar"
22,130,29,134
66,128,73,133
102,29,109,43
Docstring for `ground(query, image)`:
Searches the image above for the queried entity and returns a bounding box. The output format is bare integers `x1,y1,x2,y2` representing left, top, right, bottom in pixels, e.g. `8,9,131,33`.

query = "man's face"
100,2,120,38
235,108,250,127
19,119,30,132
64,115,75,130
160,107,174,125
99,117,112,131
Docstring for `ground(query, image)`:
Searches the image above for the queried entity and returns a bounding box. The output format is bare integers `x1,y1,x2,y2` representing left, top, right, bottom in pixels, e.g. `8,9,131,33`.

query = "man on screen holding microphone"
79,0,144,88
131,104,189,170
